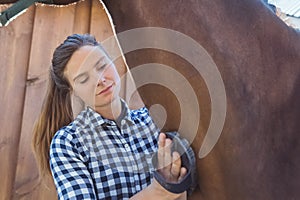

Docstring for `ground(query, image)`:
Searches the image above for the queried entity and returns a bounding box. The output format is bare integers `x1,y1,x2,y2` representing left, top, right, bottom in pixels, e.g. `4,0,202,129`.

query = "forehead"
64,45,106,81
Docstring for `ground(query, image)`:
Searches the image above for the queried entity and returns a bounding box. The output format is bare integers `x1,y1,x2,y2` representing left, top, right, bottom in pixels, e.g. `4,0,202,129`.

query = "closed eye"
79,76,89,84
75,74,89,84
95,63,107,72
93,56,106,71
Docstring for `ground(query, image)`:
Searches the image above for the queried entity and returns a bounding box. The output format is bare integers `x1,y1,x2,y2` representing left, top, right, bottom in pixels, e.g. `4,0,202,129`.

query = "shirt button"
124,143,130,149
121,120,126,125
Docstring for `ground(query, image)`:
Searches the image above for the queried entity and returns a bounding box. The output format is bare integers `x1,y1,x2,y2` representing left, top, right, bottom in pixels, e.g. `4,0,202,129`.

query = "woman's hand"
130,133,187,200
151,132,187,199
157,132,187,182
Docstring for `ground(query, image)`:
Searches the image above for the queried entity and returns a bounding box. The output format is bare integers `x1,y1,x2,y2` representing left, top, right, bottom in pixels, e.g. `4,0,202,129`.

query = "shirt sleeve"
49,131,97,200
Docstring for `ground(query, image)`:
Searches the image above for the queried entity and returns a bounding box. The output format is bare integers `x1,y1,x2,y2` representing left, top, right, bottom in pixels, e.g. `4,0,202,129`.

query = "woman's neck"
95,97,122,120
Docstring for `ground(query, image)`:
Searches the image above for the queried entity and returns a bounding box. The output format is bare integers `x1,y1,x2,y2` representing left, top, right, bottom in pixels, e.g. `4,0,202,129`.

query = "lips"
97,85,113,95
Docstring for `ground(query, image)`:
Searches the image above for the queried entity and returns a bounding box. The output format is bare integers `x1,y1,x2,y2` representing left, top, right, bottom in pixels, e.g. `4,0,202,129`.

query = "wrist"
149,179,181,200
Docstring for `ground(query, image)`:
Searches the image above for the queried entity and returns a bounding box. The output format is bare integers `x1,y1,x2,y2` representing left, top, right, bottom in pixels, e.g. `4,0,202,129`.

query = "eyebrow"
73,56,105,82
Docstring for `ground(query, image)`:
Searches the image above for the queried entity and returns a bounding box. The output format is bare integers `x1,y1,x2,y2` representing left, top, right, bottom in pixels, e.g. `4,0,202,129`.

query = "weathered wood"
0,5,35,200
73,0,91,34
12,3,79,200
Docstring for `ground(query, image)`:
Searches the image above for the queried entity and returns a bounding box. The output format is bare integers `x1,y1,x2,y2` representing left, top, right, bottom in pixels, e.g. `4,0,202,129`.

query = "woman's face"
64,45,121,110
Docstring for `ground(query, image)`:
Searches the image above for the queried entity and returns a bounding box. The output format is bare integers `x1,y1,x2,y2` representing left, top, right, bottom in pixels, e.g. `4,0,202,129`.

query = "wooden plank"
90,0,144,109
12,2,90,199
0,5,35,200
73,0,91,34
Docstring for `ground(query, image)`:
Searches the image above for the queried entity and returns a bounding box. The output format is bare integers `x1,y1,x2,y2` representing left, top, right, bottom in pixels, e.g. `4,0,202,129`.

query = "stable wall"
0,1,139,199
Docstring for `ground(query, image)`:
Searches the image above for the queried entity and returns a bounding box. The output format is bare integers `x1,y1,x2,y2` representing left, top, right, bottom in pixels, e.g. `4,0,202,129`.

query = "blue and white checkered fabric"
50,101,159,199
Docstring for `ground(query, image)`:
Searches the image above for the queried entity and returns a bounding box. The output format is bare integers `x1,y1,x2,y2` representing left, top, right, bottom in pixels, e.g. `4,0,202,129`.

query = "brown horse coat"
101,0,300,199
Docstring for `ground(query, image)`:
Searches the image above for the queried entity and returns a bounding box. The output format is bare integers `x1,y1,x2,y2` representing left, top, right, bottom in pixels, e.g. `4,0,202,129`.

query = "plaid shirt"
50,101,159,199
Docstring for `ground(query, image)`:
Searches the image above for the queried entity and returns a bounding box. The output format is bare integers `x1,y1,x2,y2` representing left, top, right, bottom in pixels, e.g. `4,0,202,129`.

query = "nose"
97,76,106,87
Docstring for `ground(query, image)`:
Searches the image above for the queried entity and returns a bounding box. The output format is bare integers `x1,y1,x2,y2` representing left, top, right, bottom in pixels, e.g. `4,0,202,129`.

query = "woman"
32,34,187,199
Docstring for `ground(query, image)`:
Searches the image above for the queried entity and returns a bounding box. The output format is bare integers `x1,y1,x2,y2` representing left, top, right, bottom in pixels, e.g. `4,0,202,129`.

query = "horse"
100,0,300,199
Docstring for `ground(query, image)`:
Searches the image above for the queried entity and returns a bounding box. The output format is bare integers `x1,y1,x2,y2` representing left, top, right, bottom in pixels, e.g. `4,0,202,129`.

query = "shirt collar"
119,98,135,125
77,99,135,129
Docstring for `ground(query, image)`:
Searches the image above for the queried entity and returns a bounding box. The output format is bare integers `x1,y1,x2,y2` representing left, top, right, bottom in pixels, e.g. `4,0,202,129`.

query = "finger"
157,133,166,170
171,151,181,179
178,167,187,182
164,138,172,171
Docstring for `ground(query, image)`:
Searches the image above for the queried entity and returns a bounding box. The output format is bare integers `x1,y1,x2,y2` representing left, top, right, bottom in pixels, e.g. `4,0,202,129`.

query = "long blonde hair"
32,34,99,177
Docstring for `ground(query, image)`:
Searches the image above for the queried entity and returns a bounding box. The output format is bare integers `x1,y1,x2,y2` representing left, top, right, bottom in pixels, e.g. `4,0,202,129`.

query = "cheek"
74,82,97,103
110,67,120,83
